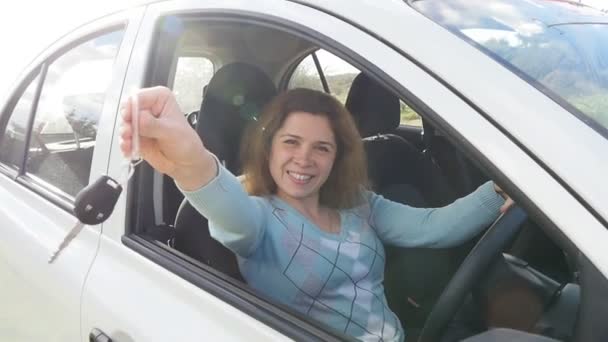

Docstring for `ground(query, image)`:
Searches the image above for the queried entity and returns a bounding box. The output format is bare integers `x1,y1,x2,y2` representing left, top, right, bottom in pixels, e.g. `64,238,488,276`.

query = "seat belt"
421,119,435,161
422,119,474,194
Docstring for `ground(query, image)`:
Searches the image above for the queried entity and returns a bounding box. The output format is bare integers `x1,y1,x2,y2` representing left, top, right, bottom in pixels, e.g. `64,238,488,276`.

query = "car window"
400,100,422,127
25,30,124,197
411,0,608,136
288,54,325,93
288,50,358,103
173,56,214,114
0,74,41,169
289,50,423,126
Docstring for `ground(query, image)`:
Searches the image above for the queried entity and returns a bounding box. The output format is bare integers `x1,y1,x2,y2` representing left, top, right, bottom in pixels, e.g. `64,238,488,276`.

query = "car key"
48,175,123,263
130,93,141,162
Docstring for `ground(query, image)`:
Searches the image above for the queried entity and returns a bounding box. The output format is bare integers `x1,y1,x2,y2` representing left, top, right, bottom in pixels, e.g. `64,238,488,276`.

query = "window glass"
400,100,422,127
289,50,359,103
288,54,325,92
411,0,608,135
173,56,214,114
0,74,40,169
315,50,359,103
26,30,124,197
289,50,422,126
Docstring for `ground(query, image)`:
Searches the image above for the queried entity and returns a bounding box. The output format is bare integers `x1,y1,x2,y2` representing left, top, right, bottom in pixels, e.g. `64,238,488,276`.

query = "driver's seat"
345,72,466,335
173,63,277,281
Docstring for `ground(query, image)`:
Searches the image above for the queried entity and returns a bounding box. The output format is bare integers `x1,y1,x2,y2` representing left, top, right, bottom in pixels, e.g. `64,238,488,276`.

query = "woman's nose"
294,146,313,166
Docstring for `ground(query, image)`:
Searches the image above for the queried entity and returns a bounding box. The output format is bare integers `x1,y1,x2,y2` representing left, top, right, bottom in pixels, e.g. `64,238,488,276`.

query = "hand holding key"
49,87,220,263
120,86,217,191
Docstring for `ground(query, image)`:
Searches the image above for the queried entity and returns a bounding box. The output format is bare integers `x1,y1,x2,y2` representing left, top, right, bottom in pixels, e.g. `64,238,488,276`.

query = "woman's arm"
121,86,265,256
179,158,266,257
369,181,505,248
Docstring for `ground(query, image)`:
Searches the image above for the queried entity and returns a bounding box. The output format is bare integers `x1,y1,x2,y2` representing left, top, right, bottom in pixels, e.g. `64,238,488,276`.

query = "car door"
0,9,142,342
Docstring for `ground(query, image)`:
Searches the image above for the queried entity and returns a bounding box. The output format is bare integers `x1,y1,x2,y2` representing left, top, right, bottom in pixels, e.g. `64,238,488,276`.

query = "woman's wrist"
174,150,218,191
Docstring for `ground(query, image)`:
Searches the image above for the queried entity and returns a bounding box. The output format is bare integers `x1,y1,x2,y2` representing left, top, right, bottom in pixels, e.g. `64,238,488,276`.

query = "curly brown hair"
240,88,368,209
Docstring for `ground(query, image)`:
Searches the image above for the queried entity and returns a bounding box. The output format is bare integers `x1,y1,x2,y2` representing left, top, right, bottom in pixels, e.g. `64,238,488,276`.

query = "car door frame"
83,0,607,341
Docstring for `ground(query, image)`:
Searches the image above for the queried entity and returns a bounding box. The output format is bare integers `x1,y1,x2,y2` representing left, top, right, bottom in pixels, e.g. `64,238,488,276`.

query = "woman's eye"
316,145,330,153
284,139,297,145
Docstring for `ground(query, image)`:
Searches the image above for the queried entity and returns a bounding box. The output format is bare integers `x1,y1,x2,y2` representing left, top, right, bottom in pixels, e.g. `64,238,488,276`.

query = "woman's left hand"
494,183,515,214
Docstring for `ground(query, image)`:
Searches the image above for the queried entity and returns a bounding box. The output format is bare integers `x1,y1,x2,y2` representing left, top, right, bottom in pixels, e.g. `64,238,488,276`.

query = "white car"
1,0,607,341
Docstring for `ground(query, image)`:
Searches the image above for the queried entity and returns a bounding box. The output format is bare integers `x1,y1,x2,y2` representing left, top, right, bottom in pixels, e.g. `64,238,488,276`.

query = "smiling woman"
241,88,368,210
3,1,607,341
120,86,508,341
269,112,339,214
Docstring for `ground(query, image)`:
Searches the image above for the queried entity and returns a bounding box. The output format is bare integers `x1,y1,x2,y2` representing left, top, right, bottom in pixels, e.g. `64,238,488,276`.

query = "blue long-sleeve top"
181,162,505,342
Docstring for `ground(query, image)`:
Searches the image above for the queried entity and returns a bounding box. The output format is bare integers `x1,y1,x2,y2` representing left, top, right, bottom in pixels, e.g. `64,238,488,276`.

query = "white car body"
1,1,607,341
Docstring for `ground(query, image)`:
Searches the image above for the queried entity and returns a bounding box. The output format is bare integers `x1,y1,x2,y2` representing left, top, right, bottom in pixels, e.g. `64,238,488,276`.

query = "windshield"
410,0,608,136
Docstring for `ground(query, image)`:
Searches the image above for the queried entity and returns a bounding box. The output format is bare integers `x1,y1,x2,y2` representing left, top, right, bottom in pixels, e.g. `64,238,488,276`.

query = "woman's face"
269,111,337,206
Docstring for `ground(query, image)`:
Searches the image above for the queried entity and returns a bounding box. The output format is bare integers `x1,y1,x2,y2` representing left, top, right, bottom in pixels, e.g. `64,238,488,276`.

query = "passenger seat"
173,63,277,281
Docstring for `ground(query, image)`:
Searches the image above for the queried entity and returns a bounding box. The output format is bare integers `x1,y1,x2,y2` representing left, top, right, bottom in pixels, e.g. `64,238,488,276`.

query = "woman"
121,86,513,341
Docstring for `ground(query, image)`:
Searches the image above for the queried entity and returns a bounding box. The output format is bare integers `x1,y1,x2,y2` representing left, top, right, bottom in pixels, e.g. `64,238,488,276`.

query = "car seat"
344,72,455,206
173,62,277,281
345,73,465,333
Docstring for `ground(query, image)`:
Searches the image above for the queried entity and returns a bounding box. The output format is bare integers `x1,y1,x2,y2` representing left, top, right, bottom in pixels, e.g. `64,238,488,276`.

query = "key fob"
74,175,123,225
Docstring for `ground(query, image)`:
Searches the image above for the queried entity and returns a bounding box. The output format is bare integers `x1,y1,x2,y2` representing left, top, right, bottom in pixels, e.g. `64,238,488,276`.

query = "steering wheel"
417,205,528,342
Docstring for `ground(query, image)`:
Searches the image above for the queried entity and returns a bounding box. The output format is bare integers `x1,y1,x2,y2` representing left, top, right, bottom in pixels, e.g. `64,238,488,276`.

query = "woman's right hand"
120,86,217,191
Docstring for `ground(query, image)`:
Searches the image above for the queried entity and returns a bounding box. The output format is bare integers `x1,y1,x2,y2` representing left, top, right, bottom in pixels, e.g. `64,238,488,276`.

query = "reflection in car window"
0,74,40,169
26,30,124,196
173,56,214,114
411,0,608,135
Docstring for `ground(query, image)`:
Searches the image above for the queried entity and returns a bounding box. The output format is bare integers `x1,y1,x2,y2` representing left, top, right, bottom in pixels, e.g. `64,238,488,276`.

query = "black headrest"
196,62,276,173
345,73,400,137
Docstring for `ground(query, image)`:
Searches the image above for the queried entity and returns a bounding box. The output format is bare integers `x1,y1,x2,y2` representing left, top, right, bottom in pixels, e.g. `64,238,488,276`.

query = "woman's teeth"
288,171,312,181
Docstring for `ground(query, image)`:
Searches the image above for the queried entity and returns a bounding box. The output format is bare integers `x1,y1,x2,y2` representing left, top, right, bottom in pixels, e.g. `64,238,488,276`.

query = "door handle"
89,328,112,342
